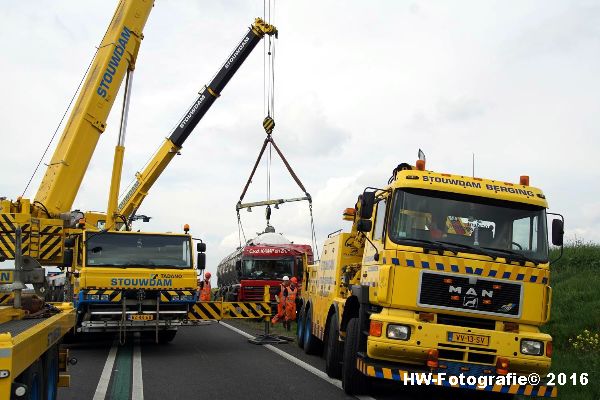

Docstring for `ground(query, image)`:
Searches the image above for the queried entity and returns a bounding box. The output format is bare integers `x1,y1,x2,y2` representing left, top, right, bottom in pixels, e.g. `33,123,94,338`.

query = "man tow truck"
299,154,563,398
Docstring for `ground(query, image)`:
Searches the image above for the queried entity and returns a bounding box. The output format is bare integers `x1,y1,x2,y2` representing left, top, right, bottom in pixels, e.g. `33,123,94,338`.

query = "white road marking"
93,340,118,400
220,322,377,400
132,335,144,400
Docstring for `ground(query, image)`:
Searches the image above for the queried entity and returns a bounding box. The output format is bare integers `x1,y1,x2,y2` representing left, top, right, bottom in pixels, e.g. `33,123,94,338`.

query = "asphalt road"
57,322,491,400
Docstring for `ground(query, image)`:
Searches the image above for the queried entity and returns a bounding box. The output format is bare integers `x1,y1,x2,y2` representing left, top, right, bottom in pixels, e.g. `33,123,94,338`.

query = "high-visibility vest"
200,280,211,301
275,284,285,303
285,285,297,304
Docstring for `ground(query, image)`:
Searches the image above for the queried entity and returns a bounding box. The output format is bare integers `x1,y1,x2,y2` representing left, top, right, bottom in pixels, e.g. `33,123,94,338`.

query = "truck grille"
418,271,522,318
437,314,496,330
242,286,271,301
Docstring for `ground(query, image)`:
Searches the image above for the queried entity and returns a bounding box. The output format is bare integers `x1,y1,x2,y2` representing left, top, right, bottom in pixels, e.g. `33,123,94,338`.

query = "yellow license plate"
129,314,154,321
448,332,490,346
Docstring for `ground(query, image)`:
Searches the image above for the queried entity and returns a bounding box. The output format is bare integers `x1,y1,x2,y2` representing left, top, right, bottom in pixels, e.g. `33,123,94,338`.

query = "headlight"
86,294,100,301
387,324,410,340
100,294,110,301
170,295,180,301
180,295,194,302
521,340,543,356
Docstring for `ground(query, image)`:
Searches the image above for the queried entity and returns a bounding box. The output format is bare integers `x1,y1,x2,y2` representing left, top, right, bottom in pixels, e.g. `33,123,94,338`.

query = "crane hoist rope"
236,2,320,258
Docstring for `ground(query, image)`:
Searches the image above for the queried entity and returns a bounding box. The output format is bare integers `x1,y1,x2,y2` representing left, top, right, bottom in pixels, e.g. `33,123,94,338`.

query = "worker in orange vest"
283,276,299,331
199,271,212,301
271,275,290,325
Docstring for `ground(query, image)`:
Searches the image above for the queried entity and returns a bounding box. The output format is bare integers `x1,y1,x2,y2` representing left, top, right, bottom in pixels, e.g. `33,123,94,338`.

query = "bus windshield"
242,258,294,279
86,232,192,268
388,189,549,263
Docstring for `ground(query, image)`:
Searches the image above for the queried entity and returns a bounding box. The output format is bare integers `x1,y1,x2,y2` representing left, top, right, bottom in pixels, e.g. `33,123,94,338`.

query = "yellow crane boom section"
34,0,154,216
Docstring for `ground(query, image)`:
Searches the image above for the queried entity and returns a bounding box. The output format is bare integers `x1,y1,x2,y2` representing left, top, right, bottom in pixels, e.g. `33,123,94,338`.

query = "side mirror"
552,219,564,246
359,192,375,219
235,260,242,271
197,242,206,253
63,248,74,268
197,253,206,270
357,219,372,233
64,236,76,248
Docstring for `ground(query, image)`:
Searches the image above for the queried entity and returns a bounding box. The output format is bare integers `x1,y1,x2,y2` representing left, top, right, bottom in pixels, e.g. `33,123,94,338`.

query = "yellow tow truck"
298,154,563,398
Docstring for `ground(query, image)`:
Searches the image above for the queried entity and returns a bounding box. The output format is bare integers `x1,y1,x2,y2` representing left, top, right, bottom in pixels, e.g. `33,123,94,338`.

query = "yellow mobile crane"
299,155,564,397
70,18,277,342
0,1,154,398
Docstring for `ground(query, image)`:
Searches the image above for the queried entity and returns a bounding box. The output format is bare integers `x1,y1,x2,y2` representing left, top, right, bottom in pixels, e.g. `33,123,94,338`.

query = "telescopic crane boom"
0,0,154,266
115,18,277,223
34,0,154,216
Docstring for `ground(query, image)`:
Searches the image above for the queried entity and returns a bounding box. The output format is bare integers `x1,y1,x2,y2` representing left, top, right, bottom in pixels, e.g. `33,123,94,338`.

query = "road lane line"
93,340,118,400
220,322,377,400
132,336,144,400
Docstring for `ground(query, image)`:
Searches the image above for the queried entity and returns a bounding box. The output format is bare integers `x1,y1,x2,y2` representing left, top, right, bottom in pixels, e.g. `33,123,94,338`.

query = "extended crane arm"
117,18,277,222
34,0,154,216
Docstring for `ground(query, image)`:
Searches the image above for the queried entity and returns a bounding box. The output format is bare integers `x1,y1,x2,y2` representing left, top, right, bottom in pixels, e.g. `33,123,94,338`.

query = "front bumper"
356,354,557,397
367,312,552,375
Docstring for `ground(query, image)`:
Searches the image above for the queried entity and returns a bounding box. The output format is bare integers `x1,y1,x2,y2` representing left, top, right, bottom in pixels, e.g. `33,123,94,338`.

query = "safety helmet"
205,271,212,279
282,276,290,281
290,277,298,284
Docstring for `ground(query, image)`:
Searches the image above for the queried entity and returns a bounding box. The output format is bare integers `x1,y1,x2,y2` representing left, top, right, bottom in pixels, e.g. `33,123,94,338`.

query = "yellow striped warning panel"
222,302,271,319
187,301,271,321
0,293,14,305
356,357,557,397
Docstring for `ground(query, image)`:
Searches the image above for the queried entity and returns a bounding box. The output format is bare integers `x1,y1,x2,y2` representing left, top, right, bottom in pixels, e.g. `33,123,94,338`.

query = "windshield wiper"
434,241,499,261
397,238,456,255
481,247,539,265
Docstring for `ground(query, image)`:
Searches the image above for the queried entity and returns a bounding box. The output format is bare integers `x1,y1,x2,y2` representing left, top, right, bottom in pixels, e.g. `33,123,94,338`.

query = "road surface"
57,321,484,400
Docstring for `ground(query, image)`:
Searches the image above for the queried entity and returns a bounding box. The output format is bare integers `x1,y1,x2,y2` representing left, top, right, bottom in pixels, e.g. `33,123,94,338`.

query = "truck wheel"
325,314,343,379
15,358,44,400
342,318,368,395
158,330,177,344
303,308,322,355
296,307,305,349
43,345,60,400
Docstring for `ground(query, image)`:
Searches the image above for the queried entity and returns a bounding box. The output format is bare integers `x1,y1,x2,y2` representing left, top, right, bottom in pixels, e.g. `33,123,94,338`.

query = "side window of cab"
372,198,388,241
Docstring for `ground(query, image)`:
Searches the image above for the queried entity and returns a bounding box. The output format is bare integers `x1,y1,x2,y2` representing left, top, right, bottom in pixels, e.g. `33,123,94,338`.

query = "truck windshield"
242,258,294,279
86,232,192,268
388,189,549,263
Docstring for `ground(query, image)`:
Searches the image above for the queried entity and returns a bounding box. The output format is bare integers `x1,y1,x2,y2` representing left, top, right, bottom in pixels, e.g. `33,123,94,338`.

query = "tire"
43,345,60,400
158,330,177,344
15,358,44,400
296,307,305,349
342,318,368,395
303,307,322,355
325,314,343,379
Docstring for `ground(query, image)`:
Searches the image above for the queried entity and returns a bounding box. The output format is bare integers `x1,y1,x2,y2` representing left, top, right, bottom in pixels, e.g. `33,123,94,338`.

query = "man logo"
463,297,478,308
498,303,515,312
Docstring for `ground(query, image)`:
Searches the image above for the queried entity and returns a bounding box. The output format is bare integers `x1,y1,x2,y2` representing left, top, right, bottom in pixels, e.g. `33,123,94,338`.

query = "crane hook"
263,116,275,135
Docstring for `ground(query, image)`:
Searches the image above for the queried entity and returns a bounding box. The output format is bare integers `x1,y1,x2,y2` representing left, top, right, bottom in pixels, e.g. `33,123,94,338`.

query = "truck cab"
69,230,204,342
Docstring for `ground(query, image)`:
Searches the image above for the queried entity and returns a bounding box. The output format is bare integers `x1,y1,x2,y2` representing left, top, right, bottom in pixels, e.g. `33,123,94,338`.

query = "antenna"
472,153,475,178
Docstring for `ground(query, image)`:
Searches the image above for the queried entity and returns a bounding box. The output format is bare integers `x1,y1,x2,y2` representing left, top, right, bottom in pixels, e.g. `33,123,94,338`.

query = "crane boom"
34,0,154,216
116,18,277,222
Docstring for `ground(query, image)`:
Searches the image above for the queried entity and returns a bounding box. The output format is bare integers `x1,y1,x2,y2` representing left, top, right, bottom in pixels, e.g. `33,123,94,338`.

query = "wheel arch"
340,295,360,334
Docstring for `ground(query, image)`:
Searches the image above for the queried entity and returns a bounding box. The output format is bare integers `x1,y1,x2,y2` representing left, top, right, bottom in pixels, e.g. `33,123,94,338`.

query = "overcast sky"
1,1,599,276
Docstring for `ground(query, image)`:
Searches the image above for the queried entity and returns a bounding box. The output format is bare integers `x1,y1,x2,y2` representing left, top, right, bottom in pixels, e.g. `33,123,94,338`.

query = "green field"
540,243,600,400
